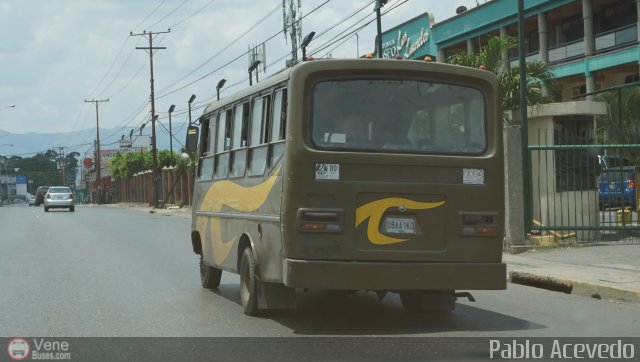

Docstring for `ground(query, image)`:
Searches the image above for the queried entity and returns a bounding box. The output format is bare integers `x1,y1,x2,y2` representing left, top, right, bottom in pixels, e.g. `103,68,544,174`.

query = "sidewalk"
504,243,640,303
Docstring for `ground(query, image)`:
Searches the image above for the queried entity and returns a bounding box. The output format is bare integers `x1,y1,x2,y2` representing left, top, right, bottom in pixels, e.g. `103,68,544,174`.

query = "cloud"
0,0,479,153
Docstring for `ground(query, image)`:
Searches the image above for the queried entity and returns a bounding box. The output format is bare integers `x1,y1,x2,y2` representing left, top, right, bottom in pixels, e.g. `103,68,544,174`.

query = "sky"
0,0,479,155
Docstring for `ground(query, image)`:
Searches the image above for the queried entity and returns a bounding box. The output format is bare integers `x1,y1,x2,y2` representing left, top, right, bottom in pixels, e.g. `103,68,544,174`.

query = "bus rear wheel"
200,256,222,289
240,247,259,316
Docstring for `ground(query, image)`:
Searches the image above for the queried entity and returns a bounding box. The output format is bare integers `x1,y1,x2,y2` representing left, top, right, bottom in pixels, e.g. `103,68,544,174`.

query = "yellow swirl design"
197,166,281,264
355,197,446,245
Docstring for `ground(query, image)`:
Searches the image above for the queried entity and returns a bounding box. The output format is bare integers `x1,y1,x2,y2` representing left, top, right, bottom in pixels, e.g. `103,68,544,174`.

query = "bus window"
250,97,264,146
231,102,249,178
248,96,269,176
232,103,248,149
215,110,230,179
196,117,214,180
269,88,287,168
311,80,486,155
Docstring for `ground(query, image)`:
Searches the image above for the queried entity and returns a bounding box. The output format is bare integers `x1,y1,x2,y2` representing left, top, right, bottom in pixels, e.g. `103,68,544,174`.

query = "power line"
156,1,282,96
169,0,219,29
131,0,167,32
88,35,133,99
148,0,190,30
157,0,331,100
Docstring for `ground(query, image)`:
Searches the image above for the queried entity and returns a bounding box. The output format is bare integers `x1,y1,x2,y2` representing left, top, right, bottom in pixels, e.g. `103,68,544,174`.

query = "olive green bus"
187,58,505,316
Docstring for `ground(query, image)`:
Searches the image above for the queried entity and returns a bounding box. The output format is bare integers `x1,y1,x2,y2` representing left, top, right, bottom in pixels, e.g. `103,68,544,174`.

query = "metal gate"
527,83,640,244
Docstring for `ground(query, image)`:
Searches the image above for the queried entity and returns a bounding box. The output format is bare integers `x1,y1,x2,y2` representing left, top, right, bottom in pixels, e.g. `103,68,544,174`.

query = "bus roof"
199,58,498,118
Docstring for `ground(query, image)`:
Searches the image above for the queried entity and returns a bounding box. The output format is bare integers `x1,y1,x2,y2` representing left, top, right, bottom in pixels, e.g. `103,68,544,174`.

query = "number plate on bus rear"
384,217,416,234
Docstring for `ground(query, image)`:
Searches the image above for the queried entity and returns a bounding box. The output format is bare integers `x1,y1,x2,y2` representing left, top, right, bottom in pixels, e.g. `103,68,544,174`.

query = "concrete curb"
509,270,640,303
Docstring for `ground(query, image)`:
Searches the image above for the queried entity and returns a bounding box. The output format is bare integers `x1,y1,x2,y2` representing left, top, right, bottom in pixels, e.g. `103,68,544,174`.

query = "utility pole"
131,29,170,208
85,98,109,204
58,146,66,186
374,0,388,58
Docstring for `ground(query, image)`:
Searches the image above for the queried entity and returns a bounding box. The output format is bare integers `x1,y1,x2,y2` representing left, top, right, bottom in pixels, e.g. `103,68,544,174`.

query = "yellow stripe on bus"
197,166,281,265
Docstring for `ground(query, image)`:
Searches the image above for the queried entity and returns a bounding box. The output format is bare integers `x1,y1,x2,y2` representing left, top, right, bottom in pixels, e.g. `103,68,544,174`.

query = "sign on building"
379,12,435,60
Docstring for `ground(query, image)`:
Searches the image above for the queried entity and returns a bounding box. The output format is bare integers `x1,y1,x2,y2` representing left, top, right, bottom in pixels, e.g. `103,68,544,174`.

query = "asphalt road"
1,204,639,357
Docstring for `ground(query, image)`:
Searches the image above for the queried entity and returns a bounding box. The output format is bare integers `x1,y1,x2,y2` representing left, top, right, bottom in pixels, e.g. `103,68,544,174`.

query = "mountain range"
0,122,188,158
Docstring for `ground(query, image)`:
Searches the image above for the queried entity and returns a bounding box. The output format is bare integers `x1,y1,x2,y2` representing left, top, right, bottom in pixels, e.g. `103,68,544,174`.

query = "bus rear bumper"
284,259,506,290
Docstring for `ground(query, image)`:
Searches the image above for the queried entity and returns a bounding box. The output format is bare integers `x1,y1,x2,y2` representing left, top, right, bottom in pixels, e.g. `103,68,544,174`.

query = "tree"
447,36,554,123
65,152,80,186
109,150,179,181
595,87,640,164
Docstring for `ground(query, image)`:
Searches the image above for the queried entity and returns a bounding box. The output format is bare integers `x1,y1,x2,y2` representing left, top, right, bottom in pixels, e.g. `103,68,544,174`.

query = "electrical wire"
169,0,219,29
156,0,332,100
131,0,167,32
156,1,282,96
148,0,190,30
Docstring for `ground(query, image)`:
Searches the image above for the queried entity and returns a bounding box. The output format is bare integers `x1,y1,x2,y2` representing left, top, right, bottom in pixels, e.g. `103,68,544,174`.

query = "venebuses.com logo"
6,337,72,361
7,338,30,361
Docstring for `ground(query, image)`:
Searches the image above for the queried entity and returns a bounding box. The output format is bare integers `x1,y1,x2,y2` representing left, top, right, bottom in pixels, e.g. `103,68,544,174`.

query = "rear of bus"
281,59,505,310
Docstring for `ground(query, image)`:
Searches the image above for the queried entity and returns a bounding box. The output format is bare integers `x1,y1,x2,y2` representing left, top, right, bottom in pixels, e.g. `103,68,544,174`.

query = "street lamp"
301,31,316,61
168,104,176,156
188,94,196,126
216,79,227,101
0,144,14,147
0,104,15,110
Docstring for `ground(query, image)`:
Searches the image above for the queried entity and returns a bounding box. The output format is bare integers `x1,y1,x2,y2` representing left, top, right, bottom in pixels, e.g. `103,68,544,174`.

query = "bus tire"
240,247,259,316
200,256,222,289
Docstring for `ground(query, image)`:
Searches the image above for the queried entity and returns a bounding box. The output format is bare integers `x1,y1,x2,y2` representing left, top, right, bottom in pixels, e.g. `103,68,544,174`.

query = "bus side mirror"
185,125,199,152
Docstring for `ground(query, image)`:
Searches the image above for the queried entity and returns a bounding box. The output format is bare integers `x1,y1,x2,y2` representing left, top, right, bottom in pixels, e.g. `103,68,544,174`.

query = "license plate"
384,217,416,234
609,183,616,190
56,195,65,199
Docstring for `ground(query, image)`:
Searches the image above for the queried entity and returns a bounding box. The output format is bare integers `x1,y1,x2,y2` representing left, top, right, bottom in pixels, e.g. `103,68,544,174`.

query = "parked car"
28,195,36,206
44,186,75,212
598,166,637,210
35,186,50,206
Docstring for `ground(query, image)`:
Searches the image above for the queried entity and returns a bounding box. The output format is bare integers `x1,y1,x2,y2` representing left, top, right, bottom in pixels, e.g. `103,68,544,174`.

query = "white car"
44,186,75,212
28,195,36,206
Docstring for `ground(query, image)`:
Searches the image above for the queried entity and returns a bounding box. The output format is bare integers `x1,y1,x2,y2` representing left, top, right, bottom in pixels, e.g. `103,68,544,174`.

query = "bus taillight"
298,209,342,233
460,213,499,237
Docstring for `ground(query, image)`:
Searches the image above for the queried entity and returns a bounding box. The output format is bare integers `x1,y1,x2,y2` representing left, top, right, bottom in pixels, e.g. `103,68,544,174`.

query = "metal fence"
527,83,640,244
112,167,194,207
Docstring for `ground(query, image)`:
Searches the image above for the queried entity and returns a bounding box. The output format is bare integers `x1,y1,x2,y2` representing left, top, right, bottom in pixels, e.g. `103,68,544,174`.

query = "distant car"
35,186,50,206
44,186,75,212
598,166,637,210
28,195,36,206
